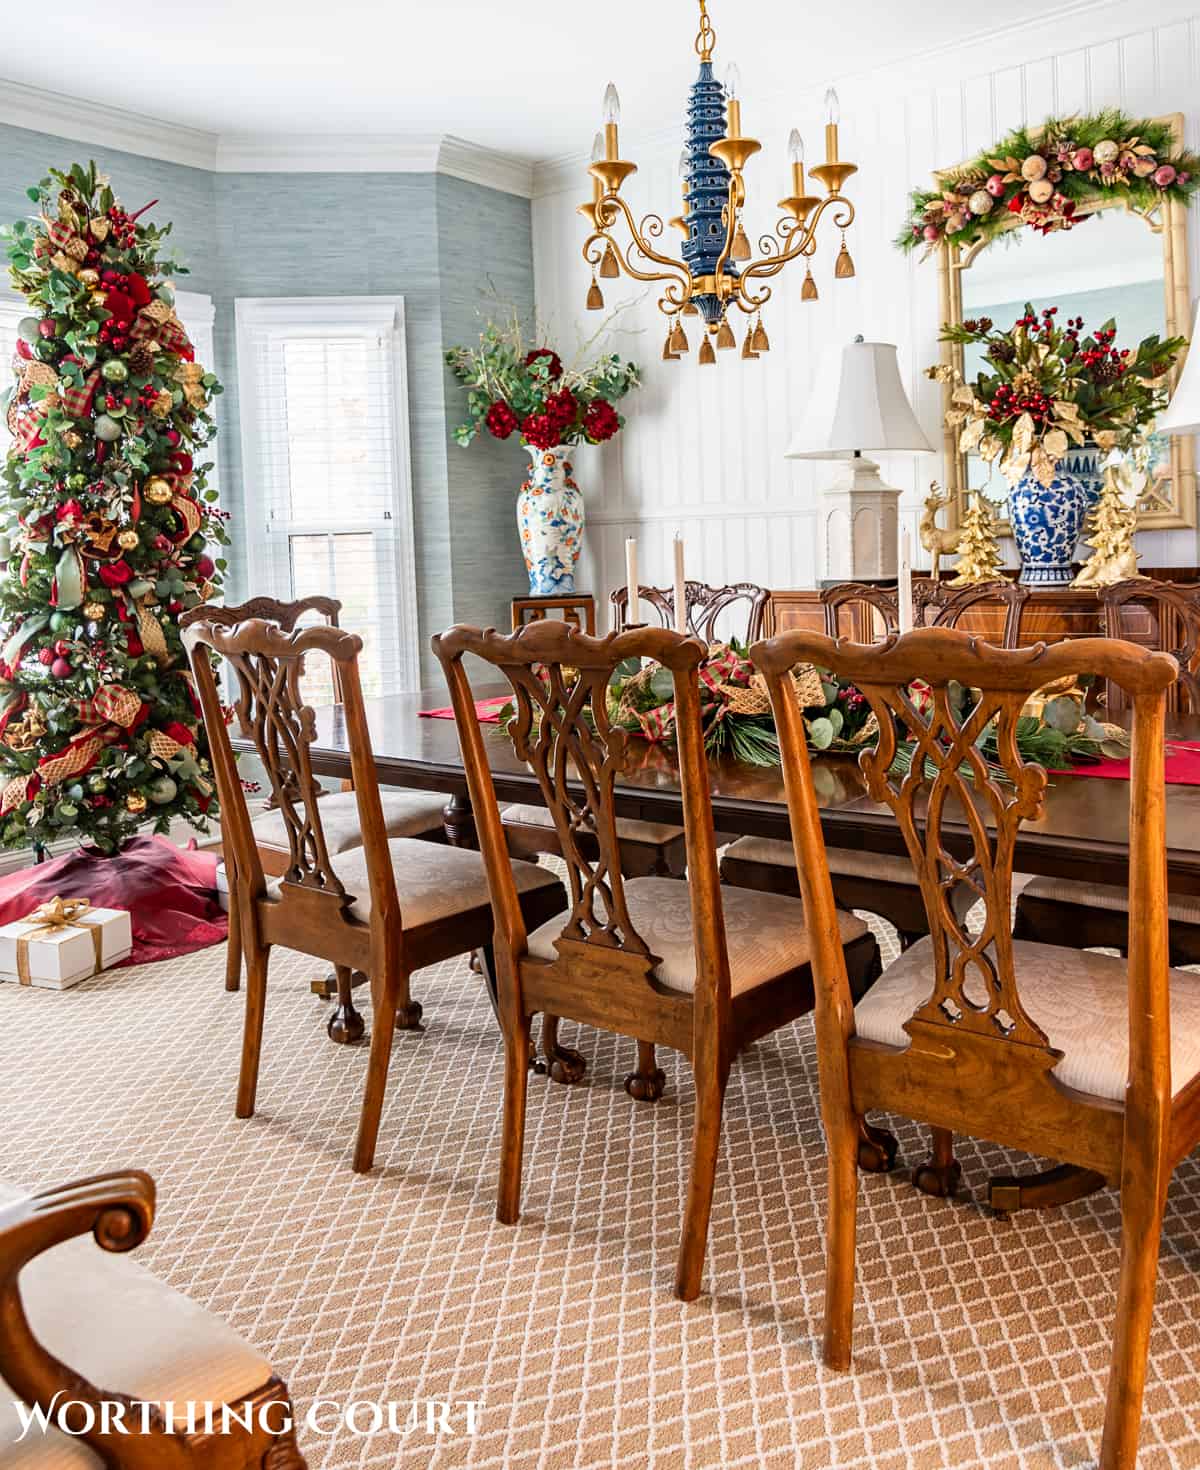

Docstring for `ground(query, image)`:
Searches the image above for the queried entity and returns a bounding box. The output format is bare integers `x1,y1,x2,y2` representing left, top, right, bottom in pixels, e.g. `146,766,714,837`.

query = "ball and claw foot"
394,1000,425,1032
912,1154,963,1198
624,1066,666,1102
327,1002,365,1045
540,1015,586,1084
857,1118,899,1174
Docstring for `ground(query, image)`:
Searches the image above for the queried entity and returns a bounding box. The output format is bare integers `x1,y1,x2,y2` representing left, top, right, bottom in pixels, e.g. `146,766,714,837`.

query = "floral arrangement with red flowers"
930,303,1186,488
446,311,639,453
897,108,1200,257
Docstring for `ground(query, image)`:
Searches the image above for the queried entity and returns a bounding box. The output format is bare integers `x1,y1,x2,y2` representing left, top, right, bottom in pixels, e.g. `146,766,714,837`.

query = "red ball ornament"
37,319,57,339
50,657,72,679
195,555,215,579
53,639,70,657
164,429,181,447
38,648,54,665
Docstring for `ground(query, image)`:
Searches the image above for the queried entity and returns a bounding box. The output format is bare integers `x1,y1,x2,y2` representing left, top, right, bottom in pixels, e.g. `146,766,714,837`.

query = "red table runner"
1050,739,1200,786
419,696,509,724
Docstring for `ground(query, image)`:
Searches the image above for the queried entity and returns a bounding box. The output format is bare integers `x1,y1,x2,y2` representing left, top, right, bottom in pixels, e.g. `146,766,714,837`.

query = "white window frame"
234,295,420,695
0,291,29,458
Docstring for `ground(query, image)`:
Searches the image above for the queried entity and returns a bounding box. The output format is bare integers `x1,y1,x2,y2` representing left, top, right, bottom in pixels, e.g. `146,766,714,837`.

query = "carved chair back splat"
754,624,1183,1470
821,583,900,641
1101,577,1200,711
611,581,769,644
915,579,1032,648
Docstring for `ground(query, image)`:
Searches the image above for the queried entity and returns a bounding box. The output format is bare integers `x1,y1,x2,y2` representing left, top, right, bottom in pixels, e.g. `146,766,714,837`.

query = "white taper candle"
898,527,914,635
625,537,639,625
672,534,687,634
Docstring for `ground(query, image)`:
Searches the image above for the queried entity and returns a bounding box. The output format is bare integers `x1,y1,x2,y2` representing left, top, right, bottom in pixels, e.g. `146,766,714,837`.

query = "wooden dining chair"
915,577,1031,645
757,625,1190,1470
821,582,900,641
1015,577,1200,965
184,595,449,1010
610,579,770,643
432,619,881,1300
184,615,566,1173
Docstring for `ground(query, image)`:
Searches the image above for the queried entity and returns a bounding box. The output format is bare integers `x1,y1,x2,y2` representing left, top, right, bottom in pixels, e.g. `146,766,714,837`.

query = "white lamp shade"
1156,300,1200,436
786,339,933,459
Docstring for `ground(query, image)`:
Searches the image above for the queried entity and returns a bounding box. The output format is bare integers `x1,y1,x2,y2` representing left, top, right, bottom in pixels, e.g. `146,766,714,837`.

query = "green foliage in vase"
0,161,227,855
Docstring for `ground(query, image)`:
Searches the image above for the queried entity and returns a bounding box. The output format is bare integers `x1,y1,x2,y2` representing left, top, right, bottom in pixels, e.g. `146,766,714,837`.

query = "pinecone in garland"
1090,356,1122,386
127,341,155,376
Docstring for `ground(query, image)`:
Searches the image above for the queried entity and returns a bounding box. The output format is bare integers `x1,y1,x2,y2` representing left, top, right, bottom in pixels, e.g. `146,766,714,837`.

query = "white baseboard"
0,819,222,878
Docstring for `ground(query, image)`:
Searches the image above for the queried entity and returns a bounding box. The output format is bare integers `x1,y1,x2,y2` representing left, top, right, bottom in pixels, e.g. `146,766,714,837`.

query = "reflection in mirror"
961,208,1169,509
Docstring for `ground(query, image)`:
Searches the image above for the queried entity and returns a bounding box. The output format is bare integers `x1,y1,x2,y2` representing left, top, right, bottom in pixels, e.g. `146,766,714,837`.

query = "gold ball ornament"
1020,153,1048,181
125,793,148,815
117,529,140,550
144,477,173,505
83,601,105,620
1027,178,1055,204
1093,139,1120,165
77,268,100,289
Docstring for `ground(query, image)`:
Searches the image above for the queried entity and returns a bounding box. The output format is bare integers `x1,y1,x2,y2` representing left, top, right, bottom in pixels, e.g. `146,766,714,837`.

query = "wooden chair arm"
0,1170,192,1468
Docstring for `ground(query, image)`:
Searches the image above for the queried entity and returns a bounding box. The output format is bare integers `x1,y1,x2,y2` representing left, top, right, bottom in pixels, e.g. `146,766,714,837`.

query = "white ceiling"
6,0,1065,165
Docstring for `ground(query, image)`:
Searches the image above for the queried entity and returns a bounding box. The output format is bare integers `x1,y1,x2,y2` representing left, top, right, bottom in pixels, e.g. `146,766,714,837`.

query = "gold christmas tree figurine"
1073,453,1146,588
947,493,1002,585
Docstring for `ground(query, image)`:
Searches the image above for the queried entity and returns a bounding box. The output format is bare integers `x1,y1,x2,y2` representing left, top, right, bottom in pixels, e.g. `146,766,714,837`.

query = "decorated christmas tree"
947,494,1003,585
0,162,227,857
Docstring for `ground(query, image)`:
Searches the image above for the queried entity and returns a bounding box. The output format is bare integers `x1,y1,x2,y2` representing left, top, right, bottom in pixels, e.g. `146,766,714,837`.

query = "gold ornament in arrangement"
143,477,173,505
125,792,147,815
5,704,48,753
116,529,140,550
947,493,1003,585
60,429,81,450
77,268,100,288
83,601,106,620
151,390,174,419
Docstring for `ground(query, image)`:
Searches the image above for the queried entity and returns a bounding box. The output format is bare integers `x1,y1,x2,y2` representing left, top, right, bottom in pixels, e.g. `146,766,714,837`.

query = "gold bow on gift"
14,897,102,986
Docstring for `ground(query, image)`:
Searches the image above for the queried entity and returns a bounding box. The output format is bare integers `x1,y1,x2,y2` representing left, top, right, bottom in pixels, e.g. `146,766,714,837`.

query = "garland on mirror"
898,109,1200,257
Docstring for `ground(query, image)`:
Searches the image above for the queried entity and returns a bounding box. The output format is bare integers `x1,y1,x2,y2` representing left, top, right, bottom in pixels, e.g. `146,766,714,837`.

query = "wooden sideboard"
765,569,1200,711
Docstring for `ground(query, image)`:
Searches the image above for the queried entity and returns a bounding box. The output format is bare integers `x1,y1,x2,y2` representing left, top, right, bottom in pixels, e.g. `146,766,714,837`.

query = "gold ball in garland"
125,792,147,815
77,268,100,288
82,601,105,620
144,477,172,504
116,529,139,550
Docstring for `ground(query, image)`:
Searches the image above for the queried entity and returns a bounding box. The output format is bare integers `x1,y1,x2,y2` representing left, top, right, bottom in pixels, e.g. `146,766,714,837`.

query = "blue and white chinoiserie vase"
517,444,584,596
1007,465,1092,586
1058,443,1104,508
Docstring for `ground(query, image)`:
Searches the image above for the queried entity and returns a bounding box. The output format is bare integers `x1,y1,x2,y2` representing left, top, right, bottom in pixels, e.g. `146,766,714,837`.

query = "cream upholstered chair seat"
268,835,561,928
723,834,917,885
853,936,1200,1103
252,788,446,857
501,802,684,848
0,1182,270,1468
1020,875,1200,926
526,875,868,997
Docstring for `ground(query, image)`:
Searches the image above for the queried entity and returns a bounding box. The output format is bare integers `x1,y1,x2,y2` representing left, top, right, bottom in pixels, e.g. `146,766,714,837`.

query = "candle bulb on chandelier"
824,87,840,164
672,534,687,634
724,63,742,138
788,128,806,196
602,83,621,161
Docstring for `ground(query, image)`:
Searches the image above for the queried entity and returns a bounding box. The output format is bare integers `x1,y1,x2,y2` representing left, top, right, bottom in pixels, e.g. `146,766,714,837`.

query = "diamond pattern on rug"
0,924,1198,1468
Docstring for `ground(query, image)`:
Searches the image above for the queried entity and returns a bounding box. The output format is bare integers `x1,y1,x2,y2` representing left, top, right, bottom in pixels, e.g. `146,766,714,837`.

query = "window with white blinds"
0,293,27,459
235,297,419,701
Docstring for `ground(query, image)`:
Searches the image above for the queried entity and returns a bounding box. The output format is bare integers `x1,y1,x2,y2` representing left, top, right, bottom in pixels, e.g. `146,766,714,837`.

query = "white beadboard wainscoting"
533,0,1200,626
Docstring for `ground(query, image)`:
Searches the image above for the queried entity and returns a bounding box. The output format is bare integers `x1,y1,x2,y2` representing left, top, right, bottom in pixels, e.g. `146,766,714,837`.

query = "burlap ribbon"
131,300,192,358
0,686,147,815
13,897,102,986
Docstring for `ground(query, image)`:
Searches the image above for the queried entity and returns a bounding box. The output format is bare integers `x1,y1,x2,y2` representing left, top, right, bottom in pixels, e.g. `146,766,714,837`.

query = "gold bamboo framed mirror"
936,112,1195,531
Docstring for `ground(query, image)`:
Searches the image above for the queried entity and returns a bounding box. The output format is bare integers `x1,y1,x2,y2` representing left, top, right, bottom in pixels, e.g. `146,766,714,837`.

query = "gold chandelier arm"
731,282,772,312
738,195,855,284
710,179,741,298
598,193,693,287
583,228,691,294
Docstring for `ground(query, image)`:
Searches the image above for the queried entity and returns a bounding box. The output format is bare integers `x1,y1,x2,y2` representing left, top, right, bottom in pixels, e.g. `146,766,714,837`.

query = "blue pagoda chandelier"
581,0,857,362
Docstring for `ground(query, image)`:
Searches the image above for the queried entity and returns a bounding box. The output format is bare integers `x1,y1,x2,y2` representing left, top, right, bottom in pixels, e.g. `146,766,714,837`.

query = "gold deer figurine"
918,482,961,582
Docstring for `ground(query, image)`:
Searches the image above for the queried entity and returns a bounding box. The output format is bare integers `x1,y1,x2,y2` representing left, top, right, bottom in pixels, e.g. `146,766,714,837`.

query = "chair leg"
913,1126,962,1199
624,1040,666,1102
353,954,406,1174
674,1056,730,1302
540,1014,586,1083
824,1111,861,1370
1099,1170,1168,1470
327,964,365,1045
224,881,242,993
236,937,271,1119
497,1014,532,1225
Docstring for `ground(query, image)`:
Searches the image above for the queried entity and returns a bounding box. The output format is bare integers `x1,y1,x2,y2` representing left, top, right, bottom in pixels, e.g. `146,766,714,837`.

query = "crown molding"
0,78,534,197
0,77,218,171
530,0,1190,197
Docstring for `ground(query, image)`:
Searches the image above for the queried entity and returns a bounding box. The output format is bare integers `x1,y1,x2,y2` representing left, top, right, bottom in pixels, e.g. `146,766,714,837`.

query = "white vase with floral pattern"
517,445,584,596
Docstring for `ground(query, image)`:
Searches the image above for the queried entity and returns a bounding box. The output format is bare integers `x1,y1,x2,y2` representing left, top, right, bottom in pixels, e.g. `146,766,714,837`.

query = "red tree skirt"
0,835,227,967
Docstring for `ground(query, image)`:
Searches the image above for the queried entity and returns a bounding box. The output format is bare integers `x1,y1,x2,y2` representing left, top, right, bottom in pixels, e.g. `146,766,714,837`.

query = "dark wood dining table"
280,687,1200,898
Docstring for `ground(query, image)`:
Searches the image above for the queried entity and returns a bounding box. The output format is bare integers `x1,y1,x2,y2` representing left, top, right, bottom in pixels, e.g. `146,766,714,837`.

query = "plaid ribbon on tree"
60,365,101,419
78,685,144,730
131,301,192,357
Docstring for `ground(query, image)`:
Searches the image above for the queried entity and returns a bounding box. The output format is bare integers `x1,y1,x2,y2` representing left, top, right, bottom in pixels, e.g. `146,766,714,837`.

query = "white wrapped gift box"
0,903,133,990
215,862,230,913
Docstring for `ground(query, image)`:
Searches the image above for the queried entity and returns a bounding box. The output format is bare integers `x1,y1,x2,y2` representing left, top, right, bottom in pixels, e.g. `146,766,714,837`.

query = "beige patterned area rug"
2,931,1199,1469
